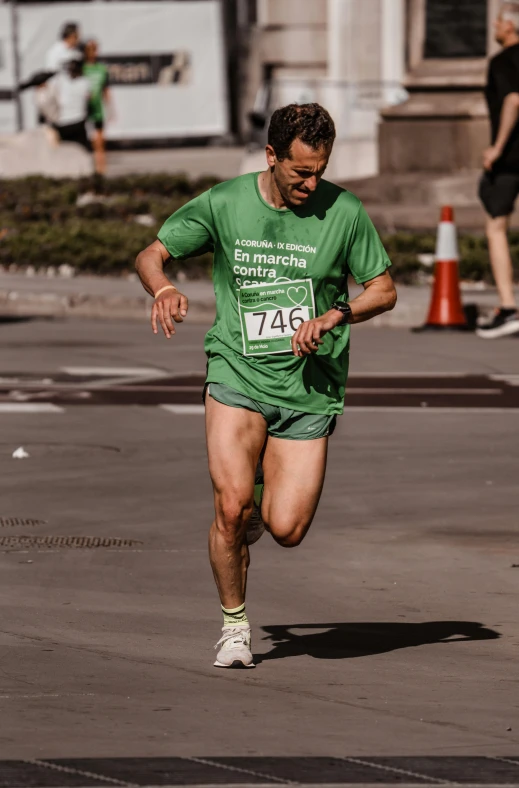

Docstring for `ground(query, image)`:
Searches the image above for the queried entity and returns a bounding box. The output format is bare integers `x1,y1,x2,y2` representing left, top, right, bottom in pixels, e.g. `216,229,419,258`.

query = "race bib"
238,279,316,356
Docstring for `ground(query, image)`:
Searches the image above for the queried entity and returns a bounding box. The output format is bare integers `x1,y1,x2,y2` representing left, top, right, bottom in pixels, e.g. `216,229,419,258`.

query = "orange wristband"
154,284,177,299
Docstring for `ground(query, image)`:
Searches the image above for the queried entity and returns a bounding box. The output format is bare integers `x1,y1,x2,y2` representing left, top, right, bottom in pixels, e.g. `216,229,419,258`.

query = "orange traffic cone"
416,206,468,331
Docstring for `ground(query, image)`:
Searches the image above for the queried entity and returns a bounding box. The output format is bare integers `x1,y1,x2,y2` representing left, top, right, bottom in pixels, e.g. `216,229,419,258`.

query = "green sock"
222,603,249,627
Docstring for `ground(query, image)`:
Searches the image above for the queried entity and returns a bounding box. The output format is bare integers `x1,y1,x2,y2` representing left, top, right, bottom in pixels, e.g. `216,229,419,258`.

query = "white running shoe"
246,502,265,545
214,624,255,668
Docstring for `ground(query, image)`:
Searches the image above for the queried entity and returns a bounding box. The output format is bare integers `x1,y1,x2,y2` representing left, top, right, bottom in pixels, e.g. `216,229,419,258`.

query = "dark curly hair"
61,22,79,40
268,103,336,162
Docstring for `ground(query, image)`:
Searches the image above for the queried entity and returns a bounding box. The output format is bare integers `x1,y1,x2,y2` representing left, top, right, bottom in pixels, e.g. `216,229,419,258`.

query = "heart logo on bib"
287,286,307,306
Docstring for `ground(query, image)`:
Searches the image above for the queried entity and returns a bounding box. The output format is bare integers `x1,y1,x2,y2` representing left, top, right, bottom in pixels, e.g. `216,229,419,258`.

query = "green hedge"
0,175,216,277
382,231,519,284
1,175,517,282
0,219,212,276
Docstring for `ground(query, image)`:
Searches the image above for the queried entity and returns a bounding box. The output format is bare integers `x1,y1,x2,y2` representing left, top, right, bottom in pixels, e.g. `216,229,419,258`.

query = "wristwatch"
331,302,353,326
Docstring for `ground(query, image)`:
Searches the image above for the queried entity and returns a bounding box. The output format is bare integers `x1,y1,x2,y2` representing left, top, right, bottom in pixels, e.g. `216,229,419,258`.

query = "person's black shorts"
93,119,104,131
479,170,519,218
55,120,91,153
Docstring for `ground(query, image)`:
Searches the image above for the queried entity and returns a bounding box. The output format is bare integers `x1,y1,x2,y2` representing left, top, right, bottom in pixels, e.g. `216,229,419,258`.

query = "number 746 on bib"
238,278,316,356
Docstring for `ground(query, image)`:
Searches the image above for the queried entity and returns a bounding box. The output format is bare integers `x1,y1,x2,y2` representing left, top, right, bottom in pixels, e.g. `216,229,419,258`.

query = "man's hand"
291,311,341,358
483,144,502,171
483,92,519,172
151,288,189,339
290,271,396,357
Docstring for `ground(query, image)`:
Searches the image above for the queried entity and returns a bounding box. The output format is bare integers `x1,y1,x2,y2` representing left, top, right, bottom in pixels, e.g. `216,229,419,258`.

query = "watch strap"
331,302,353,326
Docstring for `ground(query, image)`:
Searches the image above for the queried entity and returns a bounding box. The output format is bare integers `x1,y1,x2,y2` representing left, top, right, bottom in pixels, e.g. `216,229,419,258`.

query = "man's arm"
135,239,189,339
484,91,519,170
345,269,397,324
103,87,114,122
291,271,396,357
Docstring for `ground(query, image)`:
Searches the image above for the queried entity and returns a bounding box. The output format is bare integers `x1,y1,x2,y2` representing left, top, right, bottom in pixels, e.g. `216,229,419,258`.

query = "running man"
135,103,397,668
83,39,112,175
478,2,519,338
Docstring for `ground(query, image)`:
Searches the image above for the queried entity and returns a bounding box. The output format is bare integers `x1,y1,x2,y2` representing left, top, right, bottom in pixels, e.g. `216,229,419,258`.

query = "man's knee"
274,531,305,548
214,493,252,543
265,514,312,548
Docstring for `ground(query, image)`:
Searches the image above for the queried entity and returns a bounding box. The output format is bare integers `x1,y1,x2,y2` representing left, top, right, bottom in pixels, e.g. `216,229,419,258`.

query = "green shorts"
206,382,336,441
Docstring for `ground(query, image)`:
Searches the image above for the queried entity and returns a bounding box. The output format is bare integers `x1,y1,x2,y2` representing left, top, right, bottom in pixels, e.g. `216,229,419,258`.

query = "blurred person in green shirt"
83,39,112,175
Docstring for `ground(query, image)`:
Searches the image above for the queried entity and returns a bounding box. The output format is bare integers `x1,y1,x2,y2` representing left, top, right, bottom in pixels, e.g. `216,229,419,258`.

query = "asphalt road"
0,317,518,786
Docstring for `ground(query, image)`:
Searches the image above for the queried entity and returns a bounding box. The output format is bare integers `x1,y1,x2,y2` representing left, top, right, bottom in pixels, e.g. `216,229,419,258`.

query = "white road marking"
61,366,164,376
0,693,95,699
26,759,137,788
0,403,63,413
340,756,450,785
349,371,471,377
1,548,205,554
490,374,519,386
344,406,519,414
347,388,501,396
187,757,293,785
161,404,205,415
159,404,519,416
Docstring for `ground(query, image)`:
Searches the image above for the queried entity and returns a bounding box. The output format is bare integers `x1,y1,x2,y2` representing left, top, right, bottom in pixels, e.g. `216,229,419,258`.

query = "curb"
0,285,499,328
0,289,216,324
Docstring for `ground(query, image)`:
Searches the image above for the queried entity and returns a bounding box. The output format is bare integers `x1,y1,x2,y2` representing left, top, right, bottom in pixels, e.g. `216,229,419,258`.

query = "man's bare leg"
206,402,329,667
205,395,267,609
92,129,107,176
261,435,328,547
486,214,516,307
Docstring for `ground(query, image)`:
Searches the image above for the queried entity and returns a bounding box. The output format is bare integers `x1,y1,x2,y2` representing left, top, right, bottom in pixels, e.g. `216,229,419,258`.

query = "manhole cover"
0,535,142,549
0,517,46,528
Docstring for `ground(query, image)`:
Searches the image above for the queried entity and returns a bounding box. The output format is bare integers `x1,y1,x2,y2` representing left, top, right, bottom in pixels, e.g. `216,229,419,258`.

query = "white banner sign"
13,0,228,139
0,5,17,134
0,6,15,90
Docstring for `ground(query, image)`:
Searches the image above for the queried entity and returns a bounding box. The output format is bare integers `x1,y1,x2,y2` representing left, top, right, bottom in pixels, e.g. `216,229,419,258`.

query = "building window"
424,0,487,59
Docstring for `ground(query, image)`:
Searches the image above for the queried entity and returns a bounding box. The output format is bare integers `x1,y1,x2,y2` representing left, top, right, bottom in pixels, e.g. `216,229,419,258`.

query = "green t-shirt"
157,172,391,416
83,62,109,123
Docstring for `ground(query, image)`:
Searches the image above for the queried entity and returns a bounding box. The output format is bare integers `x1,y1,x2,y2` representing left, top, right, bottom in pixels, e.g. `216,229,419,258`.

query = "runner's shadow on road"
255,621,500,663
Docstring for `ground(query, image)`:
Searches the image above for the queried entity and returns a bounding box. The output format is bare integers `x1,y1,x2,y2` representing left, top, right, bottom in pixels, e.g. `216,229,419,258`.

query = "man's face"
67,30,80,48
267,138,331,208
495,13,513,44
85,40,98,59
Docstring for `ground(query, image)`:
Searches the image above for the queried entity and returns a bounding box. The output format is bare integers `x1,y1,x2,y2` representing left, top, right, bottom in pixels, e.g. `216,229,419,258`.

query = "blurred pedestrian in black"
478,2,519,338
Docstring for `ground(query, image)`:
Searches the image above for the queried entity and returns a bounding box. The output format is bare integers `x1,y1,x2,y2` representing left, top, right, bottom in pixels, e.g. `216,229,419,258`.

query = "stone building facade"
243,0,502,178
242,0,406,179
380,0,501,173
